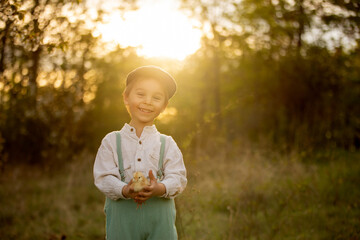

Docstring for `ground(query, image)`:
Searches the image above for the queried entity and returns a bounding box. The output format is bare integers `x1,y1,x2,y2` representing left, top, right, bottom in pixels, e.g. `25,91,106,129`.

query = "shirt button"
130,128,134,132
139,141,142,144
137,158,141,162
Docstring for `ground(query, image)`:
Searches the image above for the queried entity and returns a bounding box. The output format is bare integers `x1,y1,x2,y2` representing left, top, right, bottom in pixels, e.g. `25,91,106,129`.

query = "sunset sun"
96,0,202,60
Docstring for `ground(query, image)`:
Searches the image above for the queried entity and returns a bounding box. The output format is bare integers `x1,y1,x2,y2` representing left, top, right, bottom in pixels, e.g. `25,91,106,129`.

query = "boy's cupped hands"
122,170,166,207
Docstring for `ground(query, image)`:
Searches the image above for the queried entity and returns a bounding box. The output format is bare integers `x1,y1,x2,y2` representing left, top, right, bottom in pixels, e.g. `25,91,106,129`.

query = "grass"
0,149,359,239
0,152,104,240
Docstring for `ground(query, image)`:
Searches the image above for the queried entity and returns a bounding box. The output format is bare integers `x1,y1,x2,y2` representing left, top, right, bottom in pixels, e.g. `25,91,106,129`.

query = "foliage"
0,0,359,165
0,0,134,165
178,0,360,153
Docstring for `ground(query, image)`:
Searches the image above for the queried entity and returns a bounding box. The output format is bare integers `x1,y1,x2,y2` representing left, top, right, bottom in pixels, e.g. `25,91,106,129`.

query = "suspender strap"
115,132,126,182
157,134,166,180
115,131,166,181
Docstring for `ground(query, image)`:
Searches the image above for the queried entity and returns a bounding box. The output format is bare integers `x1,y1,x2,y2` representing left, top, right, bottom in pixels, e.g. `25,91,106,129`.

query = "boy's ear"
123,93,129,105
161,101,168,113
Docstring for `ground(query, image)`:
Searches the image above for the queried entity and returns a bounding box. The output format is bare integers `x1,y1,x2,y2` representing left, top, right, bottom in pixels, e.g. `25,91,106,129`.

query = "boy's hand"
122,179,138,199
122,181,145,208
135,170,166,203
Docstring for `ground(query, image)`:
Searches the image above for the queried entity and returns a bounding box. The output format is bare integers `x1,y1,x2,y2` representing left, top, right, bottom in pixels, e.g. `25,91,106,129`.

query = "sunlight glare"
97,0,202,60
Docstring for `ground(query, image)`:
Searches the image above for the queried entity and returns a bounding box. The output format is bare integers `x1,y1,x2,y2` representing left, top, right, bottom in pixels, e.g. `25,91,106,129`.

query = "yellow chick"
130,171,150,192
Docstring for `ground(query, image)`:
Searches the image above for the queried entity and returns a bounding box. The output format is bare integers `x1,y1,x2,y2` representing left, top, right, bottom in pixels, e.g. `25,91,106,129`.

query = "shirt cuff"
160,179,173,199
119,182,130,199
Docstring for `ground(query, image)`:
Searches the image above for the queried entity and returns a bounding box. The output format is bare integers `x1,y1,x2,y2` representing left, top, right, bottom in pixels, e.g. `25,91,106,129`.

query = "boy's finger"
148,170,156,182
142,186,153,192
137,195,147,201
140,192,152,198
136,196,147,201
141,190,152,196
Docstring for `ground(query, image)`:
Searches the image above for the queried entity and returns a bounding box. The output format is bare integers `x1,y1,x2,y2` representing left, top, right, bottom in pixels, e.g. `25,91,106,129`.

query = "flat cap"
126,65,177,99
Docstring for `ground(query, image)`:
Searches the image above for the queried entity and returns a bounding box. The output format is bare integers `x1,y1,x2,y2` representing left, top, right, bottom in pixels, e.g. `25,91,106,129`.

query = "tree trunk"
0,20,11,74
28,0,41,113
297,0,304,51
195,69,210,157
28,47,41,113
212,25,222,130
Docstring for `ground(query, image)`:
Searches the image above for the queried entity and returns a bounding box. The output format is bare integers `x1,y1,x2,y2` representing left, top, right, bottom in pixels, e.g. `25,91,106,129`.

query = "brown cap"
126,65,177,99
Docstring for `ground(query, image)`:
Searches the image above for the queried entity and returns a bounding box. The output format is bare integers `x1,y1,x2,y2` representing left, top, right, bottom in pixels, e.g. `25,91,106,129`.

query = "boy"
94,66,187,239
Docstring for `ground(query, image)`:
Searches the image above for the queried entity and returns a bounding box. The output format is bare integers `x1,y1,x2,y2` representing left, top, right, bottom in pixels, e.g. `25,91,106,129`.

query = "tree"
0,0,137,165
180,0,360,152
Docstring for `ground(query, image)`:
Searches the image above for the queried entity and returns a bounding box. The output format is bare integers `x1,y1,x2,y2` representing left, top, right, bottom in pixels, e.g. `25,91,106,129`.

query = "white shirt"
93,123,187,200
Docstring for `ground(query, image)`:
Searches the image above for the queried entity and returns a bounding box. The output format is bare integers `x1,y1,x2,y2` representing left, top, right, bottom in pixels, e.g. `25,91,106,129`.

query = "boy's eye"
153,96,162,100
137,92,145,96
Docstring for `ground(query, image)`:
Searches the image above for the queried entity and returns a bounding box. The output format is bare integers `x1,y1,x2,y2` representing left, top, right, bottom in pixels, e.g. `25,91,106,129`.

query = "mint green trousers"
104,197,177,240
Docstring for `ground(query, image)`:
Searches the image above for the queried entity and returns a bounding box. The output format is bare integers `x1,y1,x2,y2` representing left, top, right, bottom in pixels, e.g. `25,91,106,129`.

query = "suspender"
116,132,126,182
115,132,166,182
157,134,166,180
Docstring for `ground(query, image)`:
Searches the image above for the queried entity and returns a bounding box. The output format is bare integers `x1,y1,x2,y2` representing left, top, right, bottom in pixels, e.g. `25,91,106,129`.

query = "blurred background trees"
0,0,359,168
180,0,360,153
0,0,136,166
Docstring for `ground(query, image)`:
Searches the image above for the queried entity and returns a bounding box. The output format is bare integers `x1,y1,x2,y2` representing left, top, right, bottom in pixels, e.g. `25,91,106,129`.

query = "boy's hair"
123,66,177,100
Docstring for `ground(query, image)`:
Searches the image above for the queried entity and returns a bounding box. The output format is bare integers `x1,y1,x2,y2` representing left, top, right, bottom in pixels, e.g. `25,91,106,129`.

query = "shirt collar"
122,123,158,138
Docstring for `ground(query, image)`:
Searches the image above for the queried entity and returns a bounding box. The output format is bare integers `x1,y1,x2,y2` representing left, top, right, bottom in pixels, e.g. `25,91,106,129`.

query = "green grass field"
0,149,359,239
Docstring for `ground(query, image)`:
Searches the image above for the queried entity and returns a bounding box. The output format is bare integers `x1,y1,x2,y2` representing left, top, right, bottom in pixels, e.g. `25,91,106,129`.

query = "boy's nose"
145,98,151,105
145,96,152,104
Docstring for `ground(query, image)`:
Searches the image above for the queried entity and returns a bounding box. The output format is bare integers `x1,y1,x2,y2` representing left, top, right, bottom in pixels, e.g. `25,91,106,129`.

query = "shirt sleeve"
93,133,128,200
160,136,187,199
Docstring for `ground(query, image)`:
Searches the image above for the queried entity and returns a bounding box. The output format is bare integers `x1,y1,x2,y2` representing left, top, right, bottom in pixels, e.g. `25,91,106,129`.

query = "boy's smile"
139,106,153,113
124,78,168,129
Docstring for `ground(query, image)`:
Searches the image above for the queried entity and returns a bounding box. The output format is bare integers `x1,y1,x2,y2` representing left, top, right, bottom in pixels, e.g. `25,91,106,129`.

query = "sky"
89,0,203,60
86,0,357,59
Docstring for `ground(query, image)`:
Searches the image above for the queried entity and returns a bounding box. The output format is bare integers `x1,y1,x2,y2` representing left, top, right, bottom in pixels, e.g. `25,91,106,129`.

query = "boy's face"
124,78,168,126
